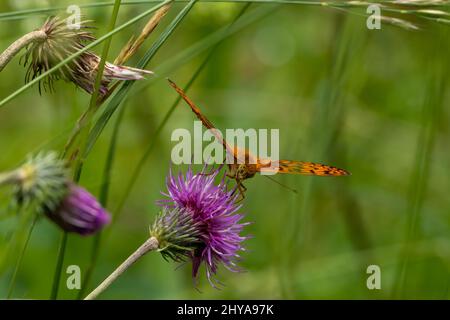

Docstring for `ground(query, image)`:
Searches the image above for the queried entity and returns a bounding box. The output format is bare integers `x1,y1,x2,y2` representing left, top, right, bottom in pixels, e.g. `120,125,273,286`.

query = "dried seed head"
22,16,94,93
22,16,153,95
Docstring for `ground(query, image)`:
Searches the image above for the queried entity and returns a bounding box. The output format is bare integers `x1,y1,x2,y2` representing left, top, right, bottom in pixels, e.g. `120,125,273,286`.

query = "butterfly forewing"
168,79,237,159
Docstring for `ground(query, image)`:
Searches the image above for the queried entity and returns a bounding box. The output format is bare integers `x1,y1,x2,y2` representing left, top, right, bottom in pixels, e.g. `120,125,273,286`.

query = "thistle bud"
10,152,68,211
0,151,110,235
45,183,110,235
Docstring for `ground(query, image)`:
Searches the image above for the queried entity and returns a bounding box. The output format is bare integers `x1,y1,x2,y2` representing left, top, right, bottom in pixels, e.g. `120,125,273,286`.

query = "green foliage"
0,0,448,299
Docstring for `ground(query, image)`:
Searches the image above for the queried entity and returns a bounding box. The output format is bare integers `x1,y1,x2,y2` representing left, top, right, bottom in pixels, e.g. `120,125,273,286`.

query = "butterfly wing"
168,79,236,159
168,80,350,177
257,159,350,176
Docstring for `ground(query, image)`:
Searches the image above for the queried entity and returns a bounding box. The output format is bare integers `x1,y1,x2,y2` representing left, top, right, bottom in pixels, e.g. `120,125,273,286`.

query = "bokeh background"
0,0,449,299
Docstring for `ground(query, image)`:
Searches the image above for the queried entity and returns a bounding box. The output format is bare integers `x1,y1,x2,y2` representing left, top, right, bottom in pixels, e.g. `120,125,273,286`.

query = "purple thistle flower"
45,183,111,236
157,165,248,288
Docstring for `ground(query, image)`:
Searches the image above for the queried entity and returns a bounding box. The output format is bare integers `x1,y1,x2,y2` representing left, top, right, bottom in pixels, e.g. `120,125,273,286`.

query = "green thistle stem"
0,30,47,72
84,237,159,300
50,231,67,300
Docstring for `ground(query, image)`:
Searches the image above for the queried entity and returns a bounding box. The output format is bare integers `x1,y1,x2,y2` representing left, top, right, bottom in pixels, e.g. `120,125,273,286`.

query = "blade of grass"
76,105,125,299
0,0,172,109
50,0,123,300
1,0,447,21
85,0,198,157
281,13,369,298
5,213,37,299
0,201,36,275
322,18,374,298
2,1,446,26
50,231,67,300
393,30,447,298
0,1,347,21
71,0,123,179
114,4,172,65
129,3,277,98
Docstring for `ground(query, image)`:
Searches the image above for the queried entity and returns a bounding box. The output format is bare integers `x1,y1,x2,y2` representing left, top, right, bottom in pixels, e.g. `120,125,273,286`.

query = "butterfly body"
226,147,258,180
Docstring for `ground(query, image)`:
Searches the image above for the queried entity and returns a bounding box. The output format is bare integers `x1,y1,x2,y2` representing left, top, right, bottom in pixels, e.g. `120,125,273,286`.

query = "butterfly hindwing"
257,160,350,176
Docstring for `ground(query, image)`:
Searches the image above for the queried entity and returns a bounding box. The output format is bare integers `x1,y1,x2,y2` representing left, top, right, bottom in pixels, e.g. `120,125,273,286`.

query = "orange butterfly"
168,79,350,196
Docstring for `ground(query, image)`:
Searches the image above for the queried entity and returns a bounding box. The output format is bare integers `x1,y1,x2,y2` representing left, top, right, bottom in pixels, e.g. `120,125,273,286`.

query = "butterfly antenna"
263,175,298,194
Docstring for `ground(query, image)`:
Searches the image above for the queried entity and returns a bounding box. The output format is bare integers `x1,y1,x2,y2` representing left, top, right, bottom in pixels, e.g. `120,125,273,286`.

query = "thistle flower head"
157,165,248,288
23,16,153,94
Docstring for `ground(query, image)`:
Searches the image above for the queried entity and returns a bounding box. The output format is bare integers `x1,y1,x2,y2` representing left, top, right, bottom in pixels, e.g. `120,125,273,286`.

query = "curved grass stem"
84,237,158,300
0,30,46,72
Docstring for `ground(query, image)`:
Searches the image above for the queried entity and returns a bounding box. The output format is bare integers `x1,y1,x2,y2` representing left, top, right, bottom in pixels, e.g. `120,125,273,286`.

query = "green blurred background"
0,0,449,299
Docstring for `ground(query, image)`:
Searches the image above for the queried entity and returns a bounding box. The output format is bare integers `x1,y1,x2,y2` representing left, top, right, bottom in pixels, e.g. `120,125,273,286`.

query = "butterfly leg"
199,157,229,177
198,171,216,177
233,180,246,202
198,163,227,177
237,184,246,201
226,167,246,200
